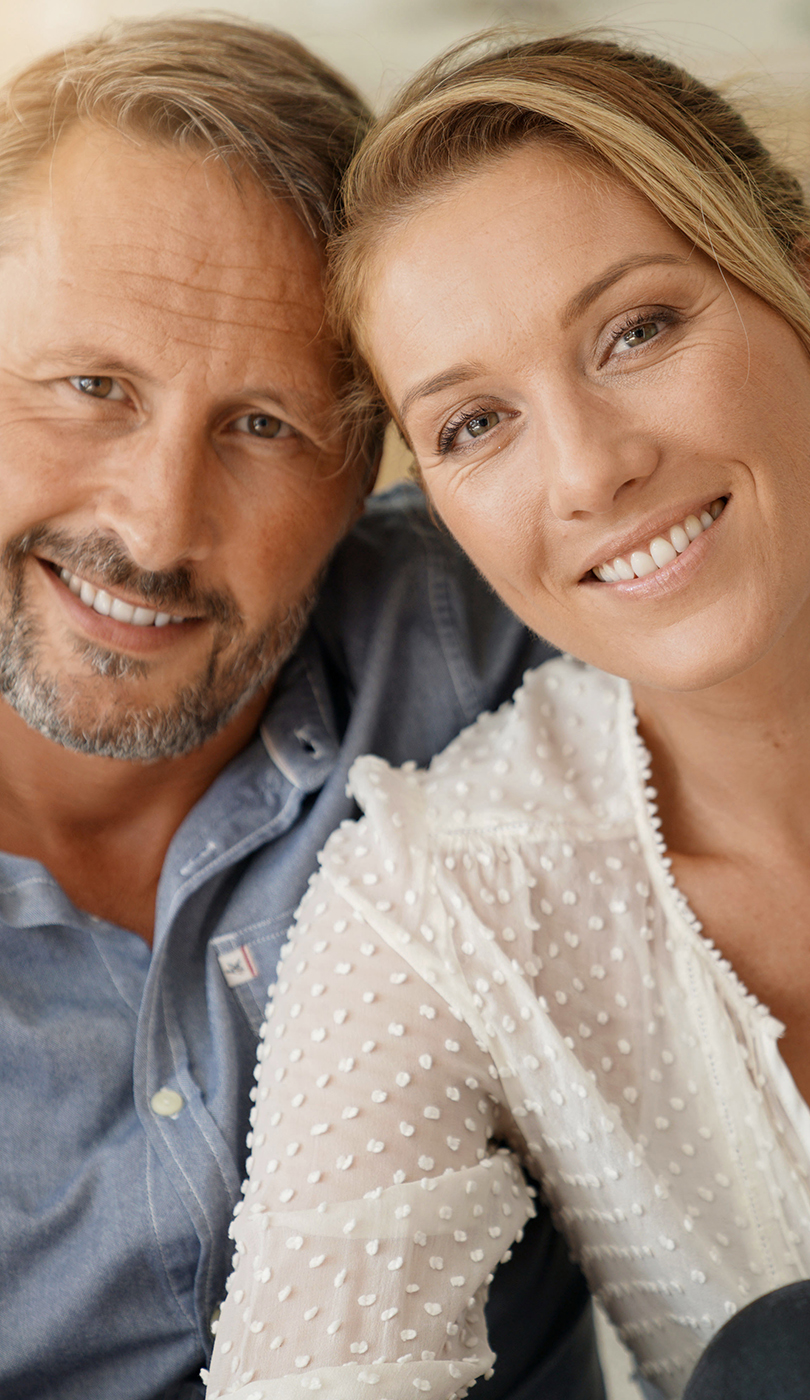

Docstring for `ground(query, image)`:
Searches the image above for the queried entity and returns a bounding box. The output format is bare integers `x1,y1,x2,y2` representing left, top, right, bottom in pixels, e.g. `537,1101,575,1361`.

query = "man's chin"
0,559,321,761
0,667,261,762
77,639,151,683
0,626,309,762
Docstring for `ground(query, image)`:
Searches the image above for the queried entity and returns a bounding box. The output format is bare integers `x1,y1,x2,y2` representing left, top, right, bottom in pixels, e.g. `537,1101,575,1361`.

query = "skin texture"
0,123,366,941
362,143,810,1100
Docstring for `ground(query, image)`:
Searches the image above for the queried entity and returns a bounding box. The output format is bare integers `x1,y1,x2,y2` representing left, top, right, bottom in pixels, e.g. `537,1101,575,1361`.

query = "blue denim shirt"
0,485,604,1400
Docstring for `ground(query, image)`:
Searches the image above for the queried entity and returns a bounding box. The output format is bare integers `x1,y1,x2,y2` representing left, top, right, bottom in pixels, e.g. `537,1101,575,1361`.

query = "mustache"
5,527,244,631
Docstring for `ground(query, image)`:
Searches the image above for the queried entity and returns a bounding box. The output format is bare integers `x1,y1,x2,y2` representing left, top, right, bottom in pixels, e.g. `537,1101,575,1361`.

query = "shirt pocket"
211,910,295,1036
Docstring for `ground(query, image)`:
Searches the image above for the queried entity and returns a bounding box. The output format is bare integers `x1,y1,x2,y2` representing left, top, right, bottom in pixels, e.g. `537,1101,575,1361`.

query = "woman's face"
363,143,810,691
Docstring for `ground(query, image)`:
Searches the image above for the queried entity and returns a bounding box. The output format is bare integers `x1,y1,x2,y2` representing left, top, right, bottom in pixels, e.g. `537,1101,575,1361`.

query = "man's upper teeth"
60,568,183,626
593,499,724,582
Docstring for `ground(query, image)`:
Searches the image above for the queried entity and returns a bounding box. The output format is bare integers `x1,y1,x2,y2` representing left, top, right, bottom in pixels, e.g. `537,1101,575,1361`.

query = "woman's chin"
538,615,797,697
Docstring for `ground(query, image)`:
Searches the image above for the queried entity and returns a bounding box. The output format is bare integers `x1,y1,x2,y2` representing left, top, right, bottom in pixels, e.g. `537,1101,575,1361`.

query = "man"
0,19,604,1400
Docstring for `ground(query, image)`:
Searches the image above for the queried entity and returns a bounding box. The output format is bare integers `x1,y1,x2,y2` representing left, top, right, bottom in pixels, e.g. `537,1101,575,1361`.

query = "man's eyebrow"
238,385,327,422
398,362,486,425
43,345,156,382
560,253,689,327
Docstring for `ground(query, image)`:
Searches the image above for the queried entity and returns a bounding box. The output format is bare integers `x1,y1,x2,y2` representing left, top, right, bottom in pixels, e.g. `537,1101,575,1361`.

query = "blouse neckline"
617,673,810,1161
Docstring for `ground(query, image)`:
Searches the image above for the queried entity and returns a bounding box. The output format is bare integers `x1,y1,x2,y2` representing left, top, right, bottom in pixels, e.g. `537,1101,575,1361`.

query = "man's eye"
233,412,294,439
69,375,125,400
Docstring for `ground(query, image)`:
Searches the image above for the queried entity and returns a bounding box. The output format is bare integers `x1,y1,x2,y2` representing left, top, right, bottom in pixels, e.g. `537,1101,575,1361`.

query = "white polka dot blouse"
206,657,810,1400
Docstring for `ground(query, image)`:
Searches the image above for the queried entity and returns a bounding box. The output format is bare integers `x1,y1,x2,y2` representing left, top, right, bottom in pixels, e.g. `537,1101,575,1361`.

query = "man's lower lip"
41,560,202,651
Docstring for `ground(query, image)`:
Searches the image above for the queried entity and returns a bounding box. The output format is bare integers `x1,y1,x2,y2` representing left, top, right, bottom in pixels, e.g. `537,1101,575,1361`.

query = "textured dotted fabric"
207,658,810,1400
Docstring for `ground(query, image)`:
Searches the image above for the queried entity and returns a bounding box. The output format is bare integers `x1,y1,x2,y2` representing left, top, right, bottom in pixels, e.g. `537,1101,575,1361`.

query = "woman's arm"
205,854,534,1399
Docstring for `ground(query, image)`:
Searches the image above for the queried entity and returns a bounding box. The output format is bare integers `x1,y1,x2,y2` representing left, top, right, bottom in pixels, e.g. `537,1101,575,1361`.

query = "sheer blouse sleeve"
205,761,535,1400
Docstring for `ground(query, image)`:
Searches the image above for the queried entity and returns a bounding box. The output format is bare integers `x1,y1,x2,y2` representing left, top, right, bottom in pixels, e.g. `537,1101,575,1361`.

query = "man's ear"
346,439,384,525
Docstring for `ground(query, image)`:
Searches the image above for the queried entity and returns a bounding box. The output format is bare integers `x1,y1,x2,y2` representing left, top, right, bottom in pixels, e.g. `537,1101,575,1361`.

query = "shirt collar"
258,626,341,794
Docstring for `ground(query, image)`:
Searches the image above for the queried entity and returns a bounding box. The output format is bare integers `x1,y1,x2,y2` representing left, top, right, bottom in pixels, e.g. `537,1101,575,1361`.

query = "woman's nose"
543,394,659,521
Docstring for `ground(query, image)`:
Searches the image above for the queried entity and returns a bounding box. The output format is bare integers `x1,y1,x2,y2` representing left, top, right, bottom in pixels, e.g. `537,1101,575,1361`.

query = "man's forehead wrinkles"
74,231,311,288
5,125,342,434
78,232,301,284
76,254,319,323
91,288,322,347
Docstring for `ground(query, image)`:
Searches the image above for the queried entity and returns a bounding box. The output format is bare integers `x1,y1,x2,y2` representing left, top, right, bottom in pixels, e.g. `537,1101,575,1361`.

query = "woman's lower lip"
581,501,725,596
41,560,202,652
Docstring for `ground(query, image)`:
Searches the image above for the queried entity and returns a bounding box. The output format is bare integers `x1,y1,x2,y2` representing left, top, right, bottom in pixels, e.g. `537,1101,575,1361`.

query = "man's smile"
34,557,206,660
52,562,188,628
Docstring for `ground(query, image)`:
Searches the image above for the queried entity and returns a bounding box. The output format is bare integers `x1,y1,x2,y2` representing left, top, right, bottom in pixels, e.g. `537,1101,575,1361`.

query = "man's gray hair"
0,15,370,241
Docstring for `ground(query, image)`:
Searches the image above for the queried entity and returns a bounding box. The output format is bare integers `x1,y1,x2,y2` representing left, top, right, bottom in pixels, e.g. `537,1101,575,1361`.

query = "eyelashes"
602,305,681,361
437,405,505,455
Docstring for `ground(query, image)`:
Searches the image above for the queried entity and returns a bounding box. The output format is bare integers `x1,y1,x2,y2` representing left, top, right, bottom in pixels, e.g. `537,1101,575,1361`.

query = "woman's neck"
632,628,810,863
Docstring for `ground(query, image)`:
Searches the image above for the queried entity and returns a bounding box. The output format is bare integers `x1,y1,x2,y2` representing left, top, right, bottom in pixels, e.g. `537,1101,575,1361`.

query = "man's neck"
0,690,270,945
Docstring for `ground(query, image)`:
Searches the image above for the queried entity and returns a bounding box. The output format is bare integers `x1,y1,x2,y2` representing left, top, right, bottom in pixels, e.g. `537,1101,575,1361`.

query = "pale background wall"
2,0,808,1393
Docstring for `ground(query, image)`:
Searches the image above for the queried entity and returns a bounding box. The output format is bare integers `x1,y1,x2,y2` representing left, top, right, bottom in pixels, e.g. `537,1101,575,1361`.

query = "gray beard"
0,529,318,762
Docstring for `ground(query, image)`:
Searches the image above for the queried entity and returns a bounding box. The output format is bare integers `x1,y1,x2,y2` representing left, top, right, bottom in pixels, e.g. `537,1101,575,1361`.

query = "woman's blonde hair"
330,31,810,441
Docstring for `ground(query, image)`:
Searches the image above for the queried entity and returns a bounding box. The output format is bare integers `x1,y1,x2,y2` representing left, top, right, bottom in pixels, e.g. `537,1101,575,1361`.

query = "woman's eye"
233,412,294,439
69,375,125,400
610,314,672,359
464,410,501,439
621,321,659,348
440,408,502,452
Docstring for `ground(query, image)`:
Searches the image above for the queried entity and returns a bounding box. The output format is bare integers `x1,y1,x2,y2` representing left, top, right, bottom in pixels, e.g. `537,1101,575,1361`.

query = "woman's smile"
587,497,725,584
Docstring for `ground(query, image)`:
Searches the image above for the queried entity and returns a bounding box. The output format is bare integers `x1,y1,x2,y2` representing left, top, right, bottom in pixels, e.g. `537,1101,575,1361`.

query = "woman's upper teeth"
593,499,724,582
59,568,184,627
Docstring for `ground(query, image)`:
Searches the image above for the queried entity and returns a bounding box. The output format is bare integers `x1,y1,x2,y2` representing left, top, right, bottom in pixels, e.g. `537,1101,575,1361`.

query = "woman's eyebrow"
560,252,688,327
398,361,486,424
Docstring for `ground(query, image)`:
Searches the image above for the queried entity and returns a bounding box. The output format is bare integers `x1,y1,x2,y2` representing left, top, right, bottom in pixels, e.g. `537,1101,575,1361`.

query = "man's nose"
94,422,215,572
542,391,659,522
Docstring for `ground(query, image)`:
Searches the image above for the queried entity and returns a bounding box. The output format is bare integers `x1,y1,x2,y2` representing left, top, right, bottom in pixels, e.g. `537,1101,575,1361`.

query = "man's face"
0,123,362,760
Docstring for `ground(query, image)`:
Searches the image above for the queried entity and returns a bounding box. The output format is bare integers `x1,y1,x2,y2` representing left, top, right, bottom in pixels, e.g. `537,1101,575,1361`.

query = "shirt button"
151,1087,185,1118
210,1305,222,1335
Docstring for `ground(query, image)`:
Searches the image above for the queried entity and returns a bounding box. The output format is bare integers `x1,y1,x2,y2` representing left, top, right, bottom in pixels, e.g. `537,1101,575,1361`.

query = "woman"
206,33,810,1400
